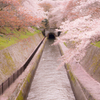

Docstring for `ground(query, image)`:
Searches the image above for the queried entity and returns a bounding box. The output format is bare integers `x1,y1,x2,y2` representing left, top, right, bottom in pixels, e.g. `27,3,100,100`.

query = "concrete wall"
45,28,58,37
9,38,47,100
0,33,44,85
59,42,100,100
59,43,87,100
80,45,100,83
0,32,47,100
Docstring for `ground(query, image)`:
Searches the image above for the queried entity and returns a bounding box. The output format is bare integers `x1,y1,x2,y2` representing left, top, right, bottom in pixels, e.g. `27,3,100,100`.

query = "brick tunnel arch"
47,33,55,39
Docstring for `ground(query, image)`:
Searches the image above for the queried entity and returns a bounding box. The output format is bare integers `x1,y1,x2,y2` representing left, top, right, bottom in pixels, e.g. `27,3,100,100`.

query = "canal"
27,38,75,100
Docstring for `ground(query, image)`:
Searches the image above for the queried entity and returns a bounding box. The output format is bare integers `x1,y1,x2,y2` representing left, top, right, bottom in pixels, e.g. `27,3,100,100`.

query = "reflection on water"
27,39,75,100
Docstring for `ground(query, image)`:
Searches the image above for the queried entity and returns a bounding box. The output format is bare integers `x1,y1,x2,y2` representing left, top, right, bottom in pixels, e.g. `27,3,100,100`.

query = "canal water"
27,39,75,100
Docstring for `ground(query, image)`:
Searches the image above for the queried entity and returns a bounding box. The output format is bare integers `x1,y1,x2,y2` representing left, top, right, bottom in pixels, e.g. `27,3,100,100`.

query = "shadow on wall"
42,29,45,37
58,31,61,36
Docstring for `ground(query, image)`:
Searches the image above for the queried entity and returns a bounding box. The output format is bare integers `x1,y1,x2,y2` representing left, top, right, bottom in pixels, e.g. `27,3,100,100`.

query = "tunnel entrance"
48,33,55,39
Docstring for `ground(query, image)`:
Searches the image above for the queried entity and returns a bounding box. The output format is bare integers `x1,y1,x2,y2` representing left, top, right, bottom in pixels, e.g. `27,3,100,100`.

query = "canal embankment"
59,42,100,100
0,32,46,100
27,39,75,100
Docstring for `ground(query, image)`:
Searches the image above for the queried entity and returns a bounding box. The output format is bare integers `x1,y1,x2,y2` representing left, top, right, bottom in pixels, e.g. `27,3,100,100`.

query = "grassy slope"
91,41,100,48
0,27,41,50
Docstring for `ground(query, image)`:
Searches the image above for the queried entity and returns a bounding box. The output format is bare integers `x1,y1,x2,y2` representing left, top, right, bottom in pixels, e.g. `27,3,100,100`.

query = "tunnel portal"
47,33,55,39
42,28,61,37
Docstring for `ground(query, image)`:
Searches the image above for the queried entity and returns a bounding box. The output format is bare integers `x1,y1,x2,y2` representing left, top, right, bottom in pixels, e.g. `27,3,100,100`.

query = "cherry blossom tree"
53,0,100,63
0,0,46,30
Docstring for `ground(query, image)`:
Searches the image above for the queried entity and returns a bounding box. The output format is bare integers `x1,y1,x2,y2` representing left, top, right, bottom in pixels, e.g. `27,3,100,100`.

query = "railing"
0,38,45,95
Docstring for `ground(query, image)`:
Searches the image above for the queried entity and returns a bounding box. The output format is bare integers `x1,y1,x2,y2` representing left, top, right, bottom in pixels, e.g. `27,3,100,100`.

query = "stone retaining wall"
10,38,47,100
0,33,47,100
0,33,43,84
59,42,100,100
80,45,100,83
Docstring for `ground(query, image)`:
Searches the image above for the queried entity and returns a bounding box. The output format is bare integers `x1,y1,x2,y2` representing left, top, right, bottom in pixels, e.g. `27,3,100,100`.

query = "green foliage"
65,31,68,34
32,26,42,33
0,27,41,50
4,27,11,34
64,42,67,47
91,41,100,48
0,28,6,34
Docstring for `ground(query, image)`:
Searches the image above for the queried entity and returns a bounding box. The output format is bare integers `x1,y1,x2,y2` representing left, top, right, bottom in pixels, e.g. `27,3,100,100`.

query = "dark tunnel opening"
58,31,61,36
48,33,55,39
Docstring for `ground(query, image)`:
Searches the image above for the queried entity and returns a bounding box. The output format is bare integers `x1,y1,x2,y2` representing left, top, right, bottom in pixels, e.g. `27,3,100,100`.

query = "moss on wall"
66,64,76,83
1,52,15,75
12,38,46,100
0,30,44,85
16,90,24,100
69,71,76,83
80,43,100,83
16,71,33,100
90,54,100,73
27,73,31,83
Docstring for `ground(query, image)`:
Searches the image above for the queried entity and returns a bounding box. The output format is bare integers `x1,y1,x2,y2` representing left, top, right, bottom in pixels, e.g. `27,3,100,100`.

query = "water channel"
27,38,75,100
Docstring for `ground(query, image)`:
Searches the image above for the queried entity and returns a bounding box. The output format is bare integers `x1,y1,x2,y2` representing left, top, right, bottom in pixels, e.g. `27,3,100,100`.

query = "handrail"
0,37,45,95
